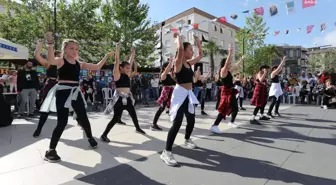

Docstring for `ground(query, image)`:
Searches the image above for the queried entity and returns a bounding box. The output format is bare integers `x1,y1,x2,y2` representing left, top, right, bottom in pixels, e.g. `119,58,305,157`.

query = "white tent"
0,38,29,60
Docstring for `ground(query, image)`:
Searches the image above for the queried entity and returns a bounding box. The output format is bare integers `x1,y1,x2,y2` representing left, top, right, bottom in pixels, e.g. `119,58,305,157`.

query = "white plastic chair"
287,86,300,104
102,88,113,107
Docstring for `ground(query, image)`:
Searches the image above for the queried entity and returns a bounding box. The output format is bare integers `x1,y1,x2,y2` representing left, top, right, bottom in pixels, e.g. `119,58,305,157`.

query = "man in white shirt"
151,77,159,100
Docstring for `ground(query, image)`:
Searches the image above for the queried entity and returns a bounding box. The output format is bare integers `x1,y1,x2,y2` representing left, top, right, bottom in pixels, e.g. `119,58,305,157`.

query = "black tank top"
58,58,80,81
46,65,57,78
271,75,279,83
175,63,193,84
234,80,242,86
115,73,130,88
161,74,175,86
194,79,203,87
221,71,234,88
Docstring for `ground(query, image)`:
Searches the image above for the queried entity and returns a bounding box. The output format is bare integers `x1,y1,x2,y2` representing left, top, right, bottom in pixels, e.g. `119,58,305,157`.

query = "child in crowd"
8,70,17,93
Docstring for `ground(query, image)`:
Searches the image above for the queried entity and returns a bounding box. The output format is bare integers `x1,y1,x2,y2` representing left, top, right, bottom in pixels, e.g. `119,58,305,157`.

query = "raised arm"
161,55,173,81
34,40,49,68
271,56,286,78
129,61,138,78
258,69,268,82
113,43,121,81
201,71,211,82
174,33,184,73
44,32,61,66
129,48,135,73
187,36,203,65
230,55,244,72
81,50,114,71
220,47,233,78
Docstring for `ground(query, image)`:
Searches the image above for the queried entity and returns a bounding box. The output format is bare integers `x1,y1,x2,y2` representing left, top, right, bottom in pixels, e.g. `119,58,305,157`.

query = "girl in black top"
151,56,175,131
43,32,113,162
161,33,203,166
101,45,146,142
193,67,211,115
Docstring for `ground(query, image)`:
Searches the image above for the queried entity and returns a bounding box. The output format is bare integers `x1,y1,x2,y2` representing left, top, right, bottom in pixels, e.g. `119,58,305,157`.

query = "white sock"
251,115,255,120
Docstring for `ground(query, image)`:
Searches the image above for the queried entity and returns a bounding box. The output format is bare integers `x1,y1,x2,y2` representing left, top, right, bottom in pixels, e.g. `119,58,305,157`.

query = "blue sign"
0,43,18,52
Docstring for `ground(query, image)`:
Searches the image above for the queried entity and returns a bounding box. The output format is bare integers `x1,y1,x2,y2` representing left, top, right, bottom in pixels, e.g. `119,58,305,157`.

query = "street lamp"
54,0,57,49
159,21,165,68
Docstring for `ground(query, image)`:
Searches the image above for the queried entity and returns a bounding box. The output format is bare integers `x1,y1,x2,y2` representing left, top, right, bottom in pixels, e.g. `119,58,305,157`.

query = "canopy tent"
0,38,29,60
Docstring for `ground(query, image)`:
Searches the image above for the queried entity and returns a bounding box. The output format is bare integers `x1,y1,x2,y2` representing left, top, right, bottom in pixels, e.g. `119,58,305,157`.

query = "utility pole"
54,0,57,50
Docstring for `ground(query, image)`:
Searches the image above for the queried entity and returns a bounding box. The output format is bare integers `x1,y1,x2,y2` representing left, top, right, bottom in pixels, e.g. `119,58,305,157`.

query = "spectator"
140,74,149,106
17,61,39,117
205,78,212,101
150,76,159,100
8,70,17,93
322,79,336,109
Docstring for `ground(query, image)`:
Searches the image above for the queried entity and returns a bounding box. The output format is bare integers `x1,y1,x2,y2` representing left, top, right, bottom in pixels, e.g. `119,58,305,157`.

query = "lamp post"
159,21,165,68
53,0,57,49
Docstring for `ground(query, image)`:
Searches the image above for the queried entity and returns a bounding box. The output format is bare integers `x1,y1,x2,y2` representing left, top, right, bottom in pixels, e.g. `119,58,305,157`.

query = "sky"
141,0,336,48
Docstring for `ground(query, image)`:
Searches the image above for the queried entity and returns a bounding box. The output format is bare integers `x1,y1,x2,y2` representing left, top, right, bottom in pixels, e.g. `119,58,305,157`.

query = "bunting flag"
254,7,264,16
297,28,301,32
302,0,317,9
275,31,280,36
193,23,199,29
286,0,295,14
170,28,178,33
242,10,250,13
217,16,227,23
307,25,314,34
285,30,289,35
269,5,278,16
320,23,327,33
230,14,238,20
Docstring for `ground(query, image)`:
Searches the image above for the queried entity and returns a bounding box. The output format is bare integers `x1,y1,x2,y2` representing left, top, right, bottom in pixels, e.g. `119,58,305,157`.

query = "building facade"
307,45,336,73
155,7,240,73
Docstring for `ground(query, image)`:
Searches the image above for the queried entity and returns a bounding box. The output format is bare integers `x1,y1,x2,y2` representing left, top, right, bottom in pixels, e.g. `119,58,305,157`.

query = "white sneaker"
160,150,178,166
228,122,238,128
184,139,197,149
323,105,328,110
210,125,223,134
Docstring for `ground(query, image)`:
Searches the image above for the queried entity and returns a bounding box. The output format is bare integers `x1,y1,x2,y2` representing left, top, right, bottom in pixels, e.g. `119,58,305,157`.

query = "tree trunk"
210,52,214,79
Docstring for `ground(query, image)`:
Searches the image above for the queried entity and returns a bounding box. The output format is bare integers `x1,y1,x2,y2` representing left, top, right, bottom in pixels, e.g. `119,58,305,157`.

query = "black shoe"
201,111,208,115
136,129,146,135
17,114,25,119
166,110,169,114
88,137,98,149
267,113,275,118
117,120,126,125
33,130,41,138
100,135,111,143
250,119,262,125
28,114,35,117
274,112,282,117
240,107,246,111
259,116,270,121
150,125,162,131
44,150,61,163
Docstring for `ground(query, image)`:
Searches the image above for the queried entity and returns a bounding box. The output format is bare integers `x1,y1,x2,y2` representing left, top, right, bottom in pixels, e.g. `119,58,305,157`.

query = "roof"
162,7,240,31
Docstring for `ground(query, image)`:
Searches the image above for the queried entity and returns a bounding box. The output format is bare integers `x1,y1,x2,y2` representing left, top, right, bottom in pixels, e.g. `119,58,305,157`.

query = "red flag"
302,0,317,8
254,7,264,16
170,28,178,33
217,16,227,23
193,23,199,29
307,25,314,34
274,31,280,36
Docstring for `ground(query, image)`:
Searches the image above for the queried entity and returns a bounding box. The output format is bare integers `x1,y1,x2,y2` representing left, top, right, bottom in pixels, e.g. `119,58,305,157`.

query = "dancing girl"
193,67,210,115
160,33,202,166
101,45,146,142
151,55,175,131
42,32,113,162
267,56,286,117
210,49,243,134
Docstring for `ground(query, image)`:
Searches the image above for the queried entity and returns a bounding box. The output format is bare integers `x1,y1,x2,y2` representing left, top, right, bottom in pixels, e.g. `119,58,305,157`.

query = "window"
213,24,217,31
164,40,171,47
293,49,297,57
229,30,233,37
188,19,191,24
220,40,225,47
220,28,223,33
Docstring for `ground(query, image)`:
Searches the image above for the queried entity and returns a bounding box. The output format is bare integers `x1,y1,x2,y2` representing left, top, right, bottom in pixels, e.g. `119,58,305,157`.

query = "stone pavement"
1,102,335,185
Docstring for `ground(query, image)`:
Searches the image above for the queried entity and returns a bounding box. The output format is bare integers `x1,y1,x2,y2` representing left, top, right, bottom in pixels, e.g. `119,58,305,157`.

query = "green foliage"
309,49,336,73
203,40,226,78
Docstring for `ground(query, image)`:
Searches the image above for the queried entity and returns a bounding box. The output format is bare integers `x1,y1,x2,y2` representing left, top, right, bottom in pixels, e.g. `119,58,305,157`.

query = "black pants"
103,97,141,136
215,87,221,110
152,101,167,126
85,92,94,103
237,97,244,108
253,103,267,116
268,96,281,114
206,88,212,101
49,88,93,149
196,90,205,111
166,97,195,151
36,112,81,133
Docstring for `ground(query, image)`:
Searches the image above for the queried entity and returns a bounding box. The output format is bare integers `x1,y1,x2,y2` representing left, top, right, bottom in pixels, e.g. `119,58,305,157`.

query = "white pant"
10,83,17,93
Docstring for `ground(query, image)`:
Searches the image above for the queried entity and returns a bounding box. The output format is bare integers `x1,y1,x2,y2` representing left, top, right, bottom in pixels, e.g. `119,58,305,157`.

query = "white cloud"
313,29,336,47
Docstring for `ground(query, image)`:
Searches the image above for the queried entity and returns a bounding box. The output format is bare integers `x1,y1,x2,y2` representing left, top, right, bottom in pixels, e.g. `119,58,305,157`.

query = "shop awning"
0,38,29,60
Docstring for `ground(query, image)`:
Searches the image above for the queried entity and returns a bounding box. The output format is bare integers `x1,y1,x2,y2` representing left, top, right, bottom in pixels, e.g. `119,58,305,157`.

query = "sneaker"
160,150,178,166
100,135,111,143
17,114,25,119
240,107,246,111
117,120,126,125
150,125,162,131
33,129,41,138
88,137,98,149
260,116,270,120
166,110,170,115
201,111,208,115
228,122,239,128
210,125,223,134
267,113,275,118
44,150,61,163
184,139,197,149
250,119,262,125
323,105,328,110
274,112,282,117
136,129,146,135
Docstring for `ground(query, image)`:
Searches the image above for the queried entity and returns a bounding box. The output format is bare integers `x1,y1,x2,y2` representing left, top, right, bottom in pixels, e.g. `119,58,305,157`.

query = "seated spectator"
299,80,309,103
322,79,336,109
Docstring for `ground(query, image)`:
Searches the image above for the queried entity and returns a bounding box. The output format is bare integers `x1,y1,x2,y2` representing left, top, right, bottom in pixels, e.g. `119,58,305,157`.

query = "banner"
286,0,295,14
307,25,314,34
302,0,317,9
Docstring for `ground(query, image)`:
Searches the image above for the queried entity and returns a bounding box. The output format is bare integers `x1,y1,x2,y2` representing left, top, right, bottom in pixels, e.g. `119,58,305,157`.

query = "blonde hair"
61,39,79,58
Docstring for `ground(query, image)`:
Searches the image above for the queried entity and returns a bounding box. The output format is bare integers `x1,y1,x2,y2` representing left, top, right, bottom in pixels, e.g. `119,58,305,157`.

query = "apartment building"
307,45,336,73
156,7,240,73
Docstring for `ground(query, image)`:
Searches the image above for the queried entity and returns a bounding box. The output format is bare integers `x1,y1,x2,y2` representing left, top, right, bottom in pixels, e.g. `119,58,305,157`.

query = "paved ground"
1,102,336,185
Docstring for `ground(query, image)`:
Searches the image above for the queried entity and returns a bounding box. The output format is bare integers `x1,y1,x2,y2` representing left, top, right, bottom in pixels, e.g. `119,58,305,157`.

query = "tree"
203,41,226,78
309,49,336,73
236,13,269,75
106,0,158,66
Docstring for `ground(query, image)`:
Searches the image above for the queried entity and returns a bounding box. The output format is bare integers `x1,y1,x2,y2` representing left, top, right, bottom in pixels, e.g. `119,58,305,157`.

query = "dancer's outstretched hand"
107,50,114,57
44,32,53,43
